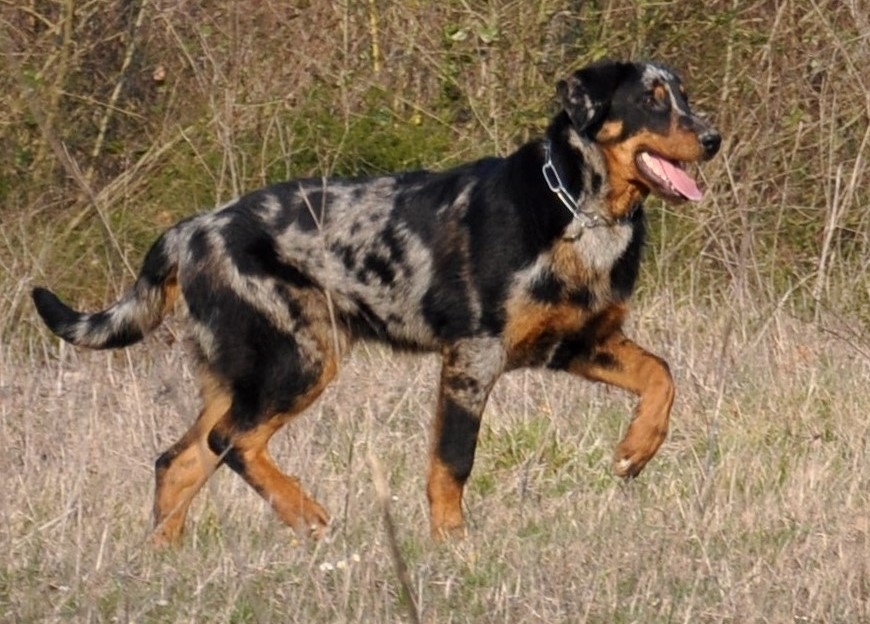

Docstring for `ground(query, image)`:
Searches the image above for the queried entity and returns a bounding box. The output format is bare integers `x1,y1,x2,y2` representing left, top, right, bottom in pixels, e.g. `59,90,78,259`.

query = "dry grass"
2,0,870,622
3,296,870,622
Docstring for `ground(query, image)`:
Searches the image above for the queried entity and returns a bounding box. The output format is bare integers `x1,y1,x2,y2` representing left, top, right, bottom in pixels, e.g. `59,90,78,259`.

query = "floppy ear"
557,61,625,135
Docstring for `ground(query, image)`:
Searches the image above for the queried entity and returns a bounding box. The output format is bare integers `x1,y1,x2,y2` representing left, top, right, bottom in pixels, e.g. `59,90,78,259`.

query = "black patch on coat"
187,227,211,264
90,310,144,348
567,286,593,308
421,257,475,341
547,310,623,372
358,252,396,285
139,230,177,287
529,269,564,303
609,209,645,301
221,208,316,289
154,448,175,473
331,242,358,271
183,277,321,422
436,397,482,483
31,287,81,340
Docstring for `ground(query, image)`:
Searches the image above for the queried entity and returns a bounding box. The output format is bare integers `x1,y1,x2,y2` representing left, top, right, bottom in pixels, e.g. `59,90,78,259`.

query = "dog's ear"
557,61,626,136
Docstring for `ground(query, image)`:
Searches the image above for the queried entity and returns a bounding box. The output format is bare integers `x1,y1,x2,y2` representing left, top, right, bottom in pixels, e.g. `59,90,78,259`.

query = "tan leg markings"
426,338,504,539
572,333,674,478
214,355,338,538
427,460,467,539
152,380,230,546
229,432,331,538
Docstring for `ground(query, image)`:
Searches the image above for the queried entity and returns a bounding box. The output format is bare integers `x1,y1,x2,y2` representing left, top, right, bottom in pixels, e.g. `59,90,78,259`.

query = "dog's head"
557,60,720,209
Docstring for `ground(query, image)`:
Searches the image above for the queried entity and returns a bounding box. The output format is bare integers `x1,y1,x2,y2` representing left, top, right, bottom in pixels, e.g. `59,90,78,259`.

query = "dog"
32,59,720,544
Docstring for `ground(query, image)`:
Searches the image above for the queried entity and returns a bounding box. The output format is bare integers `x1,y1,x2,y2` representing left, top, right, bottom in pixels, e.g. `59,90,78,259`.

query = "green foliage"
286,86,457,178
3,0,867,327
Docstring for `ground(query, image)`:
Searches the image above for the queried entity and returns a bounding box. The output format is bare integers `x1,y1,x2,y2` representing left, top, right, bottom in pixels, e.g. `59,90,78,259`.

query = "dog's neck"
543,118,642,238
541,140,608,231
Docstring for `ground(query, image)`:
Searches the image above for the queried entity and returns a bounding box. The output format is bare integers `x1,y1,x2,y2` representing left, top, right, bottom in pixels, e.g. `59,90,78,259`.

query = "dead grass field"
3,294,870,622
2,0,870,622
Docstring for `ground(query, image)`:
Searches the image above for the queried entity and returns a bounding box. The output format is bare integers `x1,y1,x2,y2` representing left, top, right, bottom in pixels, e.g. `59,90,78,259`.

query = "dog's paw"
612,444,653,479
293,501,330,541
613,421,667,479
431,521,467,542
308,519,330,541
429,508,467,541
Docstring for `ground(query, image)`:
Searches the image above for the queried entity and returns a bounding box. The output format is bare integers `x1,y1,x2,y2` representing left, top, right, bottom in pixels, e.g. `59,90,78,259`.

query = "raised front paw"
297,500,331,540
612,424,667,479
612,448,649,479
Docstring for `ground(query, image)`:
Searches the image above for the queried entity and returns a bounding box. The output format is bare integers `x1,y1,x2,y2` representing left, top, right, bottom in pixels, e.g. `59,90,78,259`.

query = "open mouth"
636,152,703,201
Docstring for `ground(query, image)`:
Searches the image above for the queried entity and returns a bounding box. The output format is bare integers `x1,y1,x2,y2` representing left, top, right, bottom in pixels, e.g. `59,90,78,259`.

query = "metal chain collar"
541,140,610,230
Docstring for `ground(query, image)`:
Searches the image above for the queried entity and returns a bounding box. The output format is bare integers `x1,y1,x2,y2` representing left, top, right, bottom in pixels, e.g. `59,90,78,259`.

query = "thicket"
1,0,868,344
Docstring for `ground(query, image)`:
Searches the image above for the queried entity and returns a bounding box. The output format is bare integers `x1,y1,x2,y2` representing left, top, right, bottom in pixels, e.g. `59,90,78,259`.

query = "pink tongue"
653,155,703,201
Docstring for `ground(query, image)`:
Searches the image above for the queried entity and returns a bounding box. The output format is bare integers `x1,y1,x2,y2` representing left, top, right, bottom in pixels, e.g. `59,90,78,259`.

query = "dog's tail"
32,227,183,350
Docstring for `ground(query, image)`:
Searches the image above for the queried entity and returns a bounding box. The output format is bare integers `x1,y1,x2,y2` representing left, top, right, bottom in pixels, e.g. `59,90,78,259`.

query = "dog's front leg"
427,337,505,539
556,330,674,478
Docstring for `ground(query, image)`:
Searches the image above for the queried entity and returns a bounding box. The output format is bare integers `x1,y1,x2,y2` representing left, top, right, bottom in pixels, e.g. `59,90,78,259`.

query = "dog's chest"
501,222,638,367
565,222,635,271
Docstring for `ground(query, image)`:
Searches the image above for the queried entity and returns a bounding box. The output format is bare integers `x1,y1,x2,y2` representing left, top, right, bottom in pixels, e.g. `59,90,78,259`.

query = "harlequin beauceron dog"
32,59,720,544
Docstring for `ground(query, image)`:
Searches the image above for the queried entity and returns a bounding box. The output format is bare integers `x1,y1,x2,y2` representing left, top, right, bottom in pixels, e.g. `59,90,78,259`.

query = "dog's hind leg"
427,338,505,539
194,282,348,538
206,350,339,538
152,373,230,546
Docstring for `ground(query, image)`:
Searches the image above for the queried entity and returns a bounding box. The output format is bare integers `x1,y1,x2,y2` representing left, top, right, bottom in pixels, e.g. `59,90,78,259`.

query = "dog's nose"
700,131,721,158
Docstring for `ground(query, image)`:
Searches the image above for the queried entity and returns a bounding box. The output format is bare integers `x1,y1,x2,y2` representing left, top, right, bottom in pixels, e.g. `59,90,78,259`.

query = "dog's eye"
643,91,667,111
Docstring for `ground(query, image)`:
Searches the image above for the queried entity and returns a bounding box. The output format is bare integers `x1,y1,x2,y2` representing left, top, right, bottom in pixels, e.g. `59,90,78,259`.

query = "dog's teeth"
643,153,664,180
641,152,656,170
